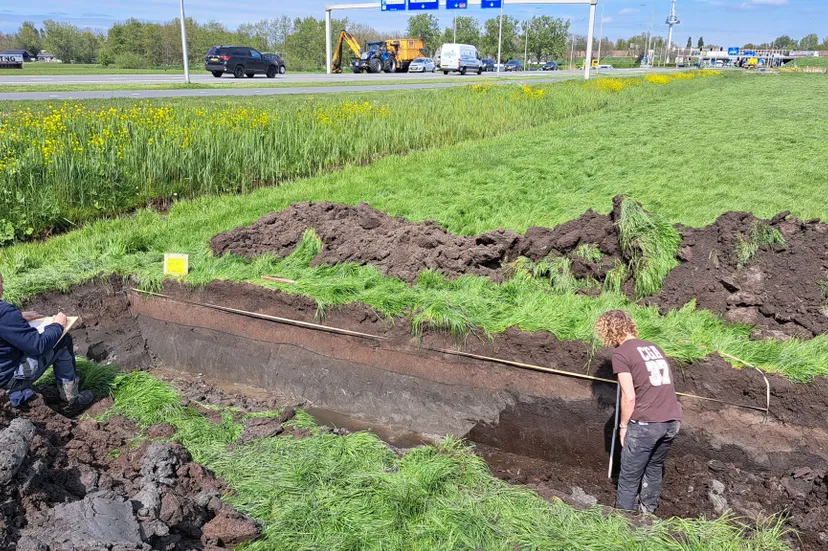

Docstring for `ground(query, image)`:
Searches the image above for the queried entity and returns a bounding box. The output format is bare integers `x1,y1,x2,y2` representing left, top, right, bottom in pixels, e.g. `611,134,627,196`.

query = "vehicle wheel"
245,72,255,78
383,56,397,73
211,71,223,78
477,67,482,75
279,65,286,74
266,65,277,78
460,67,467,75
352,66,361,74
443,70,449,75
368,58,382,74
432,68,435,73
233,65,245,78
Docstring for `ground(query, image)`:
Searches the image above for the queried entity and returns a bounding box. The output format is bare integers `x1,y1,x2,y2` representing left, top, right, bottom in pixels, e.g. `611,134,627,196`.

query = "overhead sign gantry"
325,0,599,79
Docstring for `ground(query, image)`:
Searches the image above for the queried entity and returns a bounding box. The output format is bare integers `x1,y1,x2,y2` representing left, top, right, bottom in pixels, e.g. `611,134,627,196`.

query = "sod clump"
735,221,787,268
101,371,791,551
615,196,682,299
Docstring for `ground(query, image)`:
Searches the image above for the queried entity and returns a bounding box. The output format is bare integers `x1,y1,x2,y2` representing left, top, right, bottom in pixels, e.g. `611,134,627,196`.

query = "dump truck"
352,39,426,74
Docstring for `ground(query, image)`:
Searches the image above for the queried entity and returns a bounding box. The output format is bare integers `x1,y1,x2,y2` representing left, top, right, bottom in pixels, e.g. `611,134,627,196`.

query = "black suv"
542,61,558,71
481,58,495,72
504,60,523,72
263,53,287,74
204,46,282,78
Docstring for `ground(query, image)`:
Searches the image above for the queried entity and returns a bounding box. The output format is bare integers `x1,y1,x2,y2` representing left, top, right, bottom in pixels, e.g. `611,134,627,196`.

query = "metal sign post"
325,0,598,78
178,0,190,84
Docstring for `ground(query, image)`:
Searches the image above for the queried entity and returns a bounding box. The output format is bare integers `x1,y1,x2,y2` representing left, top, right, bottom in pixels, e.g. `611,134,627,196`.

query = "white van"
436,43,483,75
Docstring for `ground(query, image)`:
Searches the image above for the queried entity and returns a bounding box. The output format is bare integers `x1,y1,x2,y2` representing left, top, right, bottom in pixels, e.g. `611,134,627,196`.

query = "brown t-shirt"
612,339,682,423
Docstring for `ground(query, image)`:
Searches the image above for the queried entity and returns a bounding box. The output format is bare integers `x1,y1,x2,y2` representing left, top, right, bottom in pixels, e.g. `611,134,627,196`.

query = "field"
2,70,828,550
0,71,710,243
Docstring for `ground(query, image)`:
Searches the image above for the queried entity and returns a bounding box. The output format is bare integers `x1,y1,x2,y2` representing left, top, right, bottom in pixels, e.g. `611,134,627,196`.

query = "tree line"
1,16,825,71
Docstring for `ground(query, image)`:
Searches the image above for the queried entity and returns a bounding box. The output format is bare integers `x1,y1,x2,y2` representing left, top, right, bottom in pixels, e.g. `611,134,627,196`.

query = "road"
0,68,658,101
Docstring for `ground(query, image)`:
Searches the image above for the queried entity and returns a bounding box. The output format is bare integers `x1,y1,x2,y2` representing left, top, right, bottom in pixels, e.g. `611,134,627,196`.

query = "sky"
0,0,825,47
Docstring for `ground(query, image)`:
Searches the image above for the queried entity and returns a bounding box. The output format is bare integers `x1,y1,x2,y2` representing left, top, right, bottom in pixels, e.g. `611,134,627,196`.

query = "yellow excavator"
331,31,362,74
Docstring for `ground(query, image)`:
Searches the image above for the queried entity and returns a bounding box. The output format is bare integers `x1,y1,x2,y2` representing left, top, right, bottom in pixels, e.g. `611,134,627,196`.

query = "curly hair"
595,310,638,347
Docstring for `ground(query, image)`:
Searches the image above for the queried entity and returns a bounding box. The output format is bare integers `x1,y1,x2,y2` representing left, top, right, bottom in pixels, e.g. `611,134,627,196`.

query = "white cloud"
602,16,613,23
618,8,640,15
751,0,788,4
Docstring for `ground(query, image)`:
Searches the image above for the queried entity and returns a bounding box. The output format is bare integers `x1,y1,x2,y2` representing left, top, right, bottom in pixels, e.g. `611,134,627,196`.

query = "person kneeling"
0,272,93,409
595,310,682,514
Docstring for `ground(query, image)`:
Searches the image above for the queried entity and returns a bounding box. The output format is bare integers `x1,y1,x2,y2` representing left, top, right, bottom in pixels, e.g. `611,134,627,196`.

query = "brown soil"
0,394,260,550
209,201,622,283
652,211,828,339
210,201,827,340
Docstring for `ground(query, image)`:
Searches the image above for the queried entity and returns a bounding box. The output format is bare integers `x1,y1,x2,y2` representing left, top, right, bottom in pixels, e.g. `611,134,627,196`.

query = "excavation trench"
20,277,828,550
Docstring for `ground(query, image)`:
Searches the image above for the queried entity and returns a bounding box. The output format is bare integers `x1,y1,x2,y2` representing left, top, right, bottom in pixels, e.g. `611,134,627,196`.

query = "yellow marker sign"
164,253,189,276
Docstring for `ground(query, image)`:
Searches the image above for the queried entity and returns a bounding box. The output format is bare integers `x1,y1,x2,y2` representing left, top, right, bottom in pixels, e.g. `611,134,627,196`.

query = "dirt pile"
653,211,828,338
0,395,259,551
210,201,827,339
209,201,622,283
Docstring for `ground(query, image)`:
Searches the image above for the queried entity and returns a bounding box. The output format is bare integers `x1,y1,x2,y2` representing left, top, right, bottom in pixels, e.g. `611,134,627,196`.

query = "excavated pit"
16,277,828,550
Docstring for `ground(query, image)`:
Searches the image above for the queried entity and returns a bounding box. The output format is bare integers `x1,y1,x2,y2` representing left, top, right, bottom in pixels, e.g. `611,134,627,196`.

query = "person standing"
595,310,682,514
0,272,93,409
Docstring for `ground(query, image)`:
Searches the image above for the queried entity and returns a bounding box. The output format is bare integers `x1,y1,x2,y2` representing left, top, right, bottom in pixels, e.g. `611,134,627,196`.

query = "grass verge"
0,73,571,94
0,71,719,243
104,370,791,551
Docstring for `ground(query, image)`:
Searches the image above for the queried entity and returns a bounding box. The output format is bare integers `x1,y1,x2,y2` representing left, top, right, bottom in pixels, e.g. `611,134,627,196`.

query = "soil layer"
211,201,827,338
653,211,828,339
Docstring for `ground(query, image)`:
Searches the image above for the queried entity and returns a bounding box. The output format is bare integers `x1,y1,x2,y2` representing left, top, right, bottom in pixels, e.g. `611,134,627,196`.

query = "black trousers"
616,419,680,513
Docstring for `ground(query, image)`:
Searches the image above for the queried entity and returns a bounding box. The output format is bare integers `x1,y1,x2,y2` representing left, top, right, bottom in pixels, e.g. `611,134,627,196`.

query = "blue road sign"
482,0,502,7
727,47,739,56
408,0,439,9
744,50,756,56
446,1,468,8
381,0,406,11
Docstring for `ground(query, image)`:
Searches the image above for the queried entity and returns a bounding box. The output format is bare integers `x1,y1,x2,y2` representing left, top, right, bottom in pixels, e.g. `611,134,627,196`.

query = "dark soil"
652,211,828,339
210,201,827,340
0,394,260,551
209,201,622,283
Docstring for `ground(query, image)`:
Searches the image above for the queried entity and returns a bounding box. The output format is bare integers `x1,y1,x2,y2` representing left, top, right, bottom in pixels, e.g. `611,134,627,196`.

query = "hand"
53,312,69,328
619,427,628,447
22,311,43,322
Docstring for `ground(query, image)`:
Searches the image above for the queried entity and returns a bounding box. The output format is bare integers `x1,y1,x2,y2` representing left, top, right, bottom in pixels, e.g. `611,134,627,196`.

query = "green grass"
0,73,707,243
574,243,604,263
617,198,682,298
0,73,570,94
103,370,791,551
793,57,828,68
3,63,185,75
3,72,828,381
735,221,786,268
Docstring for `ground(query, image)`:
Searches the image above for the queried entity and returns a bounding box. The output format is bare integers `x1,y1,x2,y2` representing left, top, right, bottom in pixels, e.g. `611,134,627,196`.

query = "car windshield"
413,58,425,62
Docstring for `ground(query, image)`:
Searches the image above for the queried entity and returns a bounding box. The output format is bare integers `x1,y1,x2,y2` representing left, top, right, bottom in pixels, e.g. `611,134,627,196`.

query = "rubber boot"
57,378,94,411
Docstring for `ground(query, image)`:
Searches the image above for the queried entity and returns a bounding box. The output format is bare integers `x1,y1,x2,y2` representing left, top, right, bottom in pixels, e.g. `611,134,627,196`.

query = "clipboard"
28,316,79,345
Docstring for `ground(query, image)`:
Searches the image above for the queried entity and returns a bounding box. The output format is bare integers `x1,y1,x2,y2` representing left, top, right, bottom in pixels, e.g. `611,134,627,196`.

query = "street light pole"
524,22,529,70
596,0,604,65
569,32,575,70
496,2,504,73
178,0,190,83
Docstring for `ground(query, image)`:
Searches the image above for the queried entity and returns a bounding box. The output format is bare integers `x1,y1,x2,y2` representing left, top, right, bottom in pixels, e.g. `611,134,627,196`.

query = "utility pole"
524,22,529,70
496,2,504,73
665,0,680,64
178,0,190,83
596,0,605,65
644,7,654,66
569,32,575,70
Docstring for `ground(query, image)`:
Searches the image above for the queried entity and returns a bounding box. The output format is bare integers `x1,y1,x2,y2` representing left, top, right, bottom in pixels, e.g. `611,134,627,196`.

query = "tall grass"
107,371,791,551
617,198,682,298
0,72,723,243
